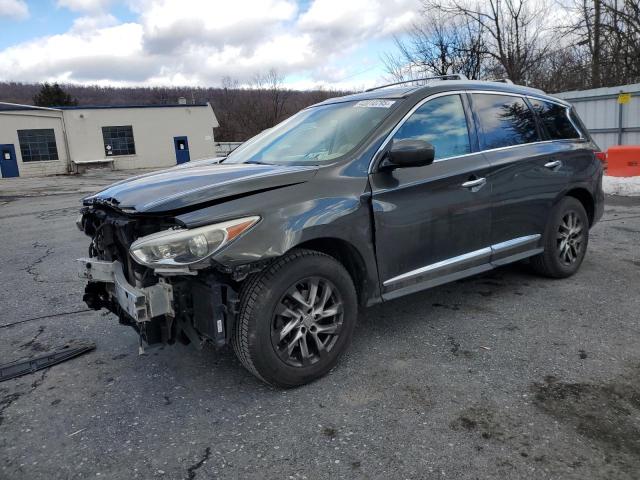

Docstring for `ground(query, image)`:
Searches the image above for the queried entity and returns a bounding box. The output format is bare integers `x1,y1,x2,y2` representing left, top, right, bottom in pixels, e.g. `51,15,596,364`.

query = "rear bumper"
593,170,605,225
77,258,174,323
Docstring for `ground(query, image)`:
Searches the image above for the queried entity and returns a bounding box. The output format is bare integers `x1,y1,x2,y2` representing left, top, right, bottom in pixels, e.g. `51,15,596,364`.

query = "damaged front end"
77,205,243,350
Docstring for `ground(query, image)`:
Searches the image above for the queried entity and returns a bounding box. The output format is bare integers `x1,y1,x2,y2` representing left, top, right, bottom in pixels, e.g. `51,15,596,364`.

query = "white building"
0,102,219,178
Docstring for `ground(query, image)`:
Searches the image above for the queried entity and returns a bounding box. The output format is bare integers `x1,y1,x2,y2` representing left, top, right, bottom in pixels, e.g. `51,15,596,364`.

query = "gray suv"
77,76,604,387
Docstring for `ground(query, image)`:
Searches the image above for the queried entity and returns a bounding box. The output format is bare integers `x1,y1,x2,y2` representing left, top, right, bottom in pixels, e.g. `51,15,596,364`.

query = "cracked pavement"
1,169,639,479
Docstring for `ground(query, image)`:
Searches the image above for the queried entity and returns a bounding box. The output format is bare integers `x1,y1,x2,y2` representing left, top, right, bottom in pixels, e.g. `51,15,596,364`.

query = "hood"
83,161,318,213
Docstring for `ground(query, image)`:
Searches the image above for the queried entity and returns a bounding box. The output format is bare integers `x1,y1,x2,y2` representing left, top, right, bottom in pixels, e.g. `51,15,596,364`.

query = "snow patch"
603,175,640,196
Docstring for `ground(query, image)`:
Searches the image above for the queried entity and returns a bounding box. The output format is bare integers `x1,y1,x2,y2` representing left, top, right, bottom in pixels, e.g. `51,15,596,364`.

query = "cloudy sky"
0,0,420,89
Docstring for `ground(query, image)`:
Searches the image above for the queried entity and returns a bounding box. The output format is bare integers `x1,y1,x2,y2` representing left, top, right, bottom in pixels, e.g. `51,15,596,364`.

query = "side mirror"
381,139,435,170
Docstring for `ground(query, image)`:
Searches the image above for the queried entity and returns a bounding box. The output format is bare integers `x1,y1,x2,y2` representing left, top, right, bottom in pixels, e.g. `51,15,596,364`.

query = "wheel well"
565,188,595,226
294,238,367,306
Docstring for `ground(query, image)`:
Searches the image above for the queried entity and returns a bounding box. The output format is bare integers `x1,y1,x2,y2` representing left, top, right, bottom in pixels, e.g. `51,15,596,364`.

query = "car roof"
314,80,569,107
314,86,421,104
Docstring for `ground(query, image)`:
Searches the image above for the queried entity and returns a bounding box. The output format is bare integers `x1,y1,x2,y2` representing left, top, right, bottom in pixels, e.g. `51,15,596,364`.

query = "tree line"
0,71,348,142
383,0,640,92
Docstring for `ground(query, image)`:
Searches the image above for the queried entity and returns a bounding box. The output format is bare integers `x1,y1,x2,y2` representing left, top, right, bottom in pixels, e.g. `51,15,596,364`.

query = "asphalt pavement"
1,169,639,480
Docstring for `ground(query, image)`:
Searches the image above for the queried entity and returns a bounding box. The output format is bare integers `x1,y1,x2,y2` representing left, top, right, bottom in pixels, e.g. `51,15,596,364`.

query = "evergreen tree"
33,83,78,107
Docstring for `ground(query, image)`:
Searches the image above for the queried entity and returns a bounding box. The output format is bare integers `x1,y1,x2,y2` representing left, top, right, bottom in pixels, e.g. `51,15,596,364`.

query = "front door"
174,136,190,164
0,145,19,178
370,93,493,300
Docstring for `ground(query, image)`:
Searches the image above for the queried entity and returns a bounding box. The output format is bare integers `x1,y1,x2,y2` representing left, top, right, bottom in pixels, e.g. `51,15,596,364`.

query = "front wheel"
232,249,358,387
530,196,589,278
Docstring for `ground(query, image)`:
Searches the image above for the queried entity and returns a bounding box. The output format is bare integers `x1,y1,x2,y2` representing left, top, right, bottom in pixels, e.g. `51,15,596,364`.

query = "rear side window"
392,94,471,160
472,94,539,150
529,99,582,140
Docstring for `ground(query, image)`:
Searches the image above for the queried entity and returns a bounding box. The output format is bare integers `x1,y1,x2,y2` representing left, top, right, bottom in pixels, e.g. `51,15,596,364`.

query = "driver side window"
393,94,471,160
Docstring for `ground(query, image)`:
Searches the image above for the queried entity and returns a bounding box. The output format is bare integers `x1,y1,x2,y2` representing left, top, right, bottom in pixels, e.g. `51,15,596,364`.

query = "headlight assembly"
129,216,260,267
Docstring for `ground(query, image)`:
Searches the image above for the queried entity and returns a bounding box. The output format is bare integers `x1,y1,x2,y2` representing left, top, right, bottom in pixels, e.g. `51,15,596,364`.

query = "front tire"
530,196,589,278
232,249,357,387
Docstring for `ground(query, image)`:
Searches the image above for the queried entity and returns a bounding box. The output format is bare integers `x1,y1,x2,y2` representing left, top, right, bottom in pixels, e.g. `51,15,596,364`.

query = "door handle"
461,177,486,189
544,160,562,169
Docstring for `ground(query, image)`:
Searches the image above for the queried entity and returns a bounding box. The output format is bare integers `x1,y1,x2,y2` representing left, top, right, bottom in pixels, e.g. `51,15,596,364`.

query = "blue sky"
0,0,419,89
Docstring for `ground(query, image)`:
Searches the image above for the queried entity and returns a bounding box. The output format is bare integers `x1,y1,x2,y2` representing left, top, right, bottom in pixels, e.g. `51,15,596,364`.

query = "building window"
102,125,136,156
17,129,59,162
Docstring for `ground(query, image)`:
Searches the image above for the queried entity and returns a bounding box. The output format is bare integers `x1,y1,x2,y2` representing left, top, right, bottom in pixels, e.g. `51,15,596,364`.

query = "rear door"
470,92,565,264
370,93,494,300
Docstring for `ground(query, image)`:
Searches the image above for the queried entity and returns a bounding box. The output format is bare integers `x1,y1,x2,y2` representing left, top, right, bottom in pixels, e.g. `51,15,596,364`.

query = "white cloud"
138,0,298,54
57,0,112,12
299,0,419,44
0,0,28,19
71,13,119,32
0,23,147,83
0,0,420,88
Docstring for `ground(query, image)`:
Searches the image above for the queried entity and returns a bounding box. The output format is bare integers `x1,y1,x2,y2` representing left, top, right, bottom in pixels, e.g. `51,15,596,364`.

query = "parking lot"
1,169,639,480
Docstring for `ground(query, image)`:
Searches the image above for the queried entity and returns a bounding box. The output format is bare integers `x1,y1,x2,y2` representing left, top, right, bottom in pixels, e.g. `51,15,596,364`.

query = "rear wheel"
530,197,589,278
232,249,357,387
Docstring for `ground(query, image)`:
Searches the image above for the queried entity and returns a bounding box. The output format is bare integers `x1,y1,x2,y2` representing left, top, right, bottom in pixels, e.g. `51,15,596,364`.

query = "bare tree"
562,0,604,87
382,12,487,81
600,0,640,84
252,69,292,129
527,45,591,92
562,0,640,88
425,0,553,84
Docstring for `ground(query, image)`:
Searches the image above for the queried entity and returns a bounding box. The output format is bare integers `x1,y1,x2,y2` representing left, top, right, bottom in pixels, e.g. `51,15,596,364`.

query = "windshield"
225,99,397,166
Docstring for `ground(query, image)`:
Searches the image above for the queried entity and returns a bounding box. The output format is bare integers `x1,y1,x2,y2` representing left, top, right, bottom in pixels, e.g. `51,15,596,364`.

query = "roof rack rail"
365,74,469,92
488,78,514,84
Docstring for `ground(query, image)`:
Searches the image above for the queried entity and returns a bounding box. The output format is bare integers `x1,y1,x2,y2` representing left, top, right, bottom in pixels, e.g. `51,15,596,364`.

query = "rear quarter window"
529,99,581,140
472,93,540,150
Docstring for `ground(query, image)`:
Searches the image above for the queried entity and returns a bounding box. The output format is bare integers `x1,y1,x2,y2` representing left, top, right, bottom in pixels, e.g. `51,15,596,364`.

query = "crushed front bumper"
77,258,174,323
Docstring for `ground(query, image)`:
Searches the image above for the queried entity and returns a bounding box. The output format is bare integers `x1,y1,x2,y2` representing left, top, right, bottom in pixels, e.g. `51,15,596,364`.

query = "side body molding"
381,234,542,300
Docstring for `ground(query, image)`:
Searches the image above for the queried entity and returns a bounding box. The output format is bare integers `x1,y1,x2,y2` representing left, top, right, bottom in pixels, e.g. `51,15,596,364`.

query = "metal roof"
554,82,640,101
0,102,209,111
314,86,421,105
58,103,210,110
0,102,62,112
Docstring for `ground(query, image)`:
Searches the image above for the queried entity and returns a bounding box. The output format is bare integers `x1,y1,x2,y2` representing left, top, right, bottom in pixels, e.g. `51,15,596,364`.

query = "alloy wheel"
557,210,584,265
271,277,344,367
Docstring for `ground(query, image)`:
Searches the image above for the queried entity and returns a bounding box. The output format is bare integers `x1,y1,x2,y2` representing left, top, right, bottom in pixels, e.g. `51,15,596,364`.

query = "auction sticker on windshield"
354,100,396,108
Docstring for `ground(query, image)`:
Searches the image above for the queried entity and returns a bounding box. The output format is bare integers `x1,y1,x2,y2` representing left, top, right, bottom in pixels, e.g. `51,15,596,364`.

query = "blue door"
174,136,190,165
0,144,19,178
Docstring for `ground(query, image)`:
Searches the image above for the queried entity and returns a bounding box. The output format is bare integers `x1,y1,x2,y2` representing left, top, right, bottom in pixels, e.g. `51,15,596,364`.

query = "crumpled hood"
83,159,318,213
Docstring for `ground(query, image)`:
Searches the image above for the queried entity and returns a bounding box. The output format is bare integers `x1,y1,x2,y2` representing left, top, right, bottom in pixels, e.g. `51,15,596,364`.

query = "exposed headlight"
129,216,260,267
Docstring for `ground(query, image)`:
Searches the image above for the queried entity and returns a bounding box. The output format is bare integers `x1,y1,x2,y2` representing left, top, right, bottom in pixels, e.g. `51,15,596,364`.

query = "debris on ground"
0,341,95,382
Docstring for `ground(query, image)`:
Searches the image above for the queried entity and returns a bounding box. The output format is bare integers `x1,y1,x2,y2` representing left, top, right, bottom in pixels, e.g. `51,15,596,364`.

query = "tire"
231,248,358,388
530,196,589,278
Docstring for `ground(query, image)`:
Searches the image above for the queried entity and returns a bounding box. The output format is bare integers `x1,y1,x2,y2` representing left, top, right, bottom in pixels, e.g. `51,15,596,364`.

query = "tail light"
595,151,607,170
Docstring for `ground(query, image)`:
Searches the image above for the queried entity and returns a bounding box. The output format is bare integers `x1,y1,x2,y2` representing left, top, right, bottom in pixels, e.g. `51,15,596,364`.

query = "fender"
175,168,383,305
